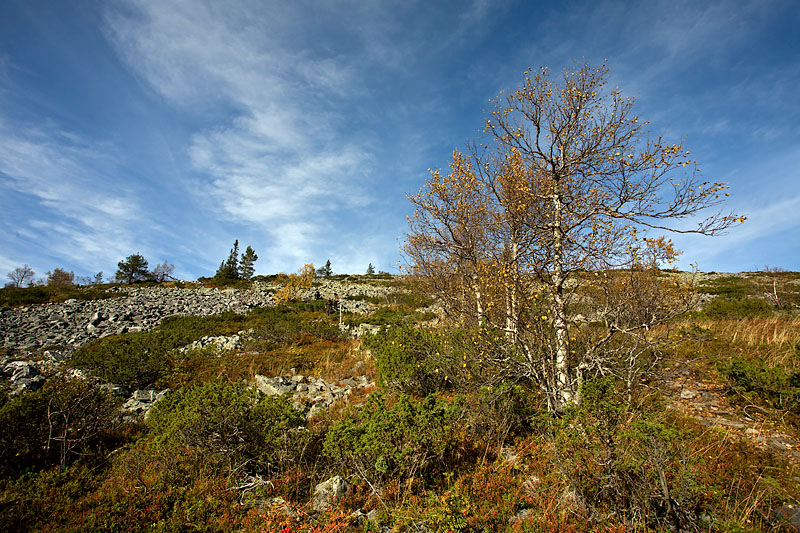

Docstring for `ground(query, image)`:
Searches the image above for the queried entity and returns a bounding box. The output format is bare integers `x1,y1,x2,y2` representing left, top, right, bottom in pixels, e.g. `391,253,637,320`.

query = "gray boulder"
254,375,296,395
311,475,350,512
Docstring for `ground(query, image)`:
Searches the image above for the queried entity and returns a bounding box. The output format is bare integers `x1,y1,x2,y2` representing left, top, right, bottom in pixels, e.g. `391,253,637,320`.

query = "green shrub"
70,331,176,389
700,276,749,298
323,392,463,490
718,356,800,414
0,285,119,307
345,305,434,327
246,304,343,348
538,378,709,530
702,297,772,319
363,324,449,395
0,375,122,476
70,312,250,389
147,380,308,476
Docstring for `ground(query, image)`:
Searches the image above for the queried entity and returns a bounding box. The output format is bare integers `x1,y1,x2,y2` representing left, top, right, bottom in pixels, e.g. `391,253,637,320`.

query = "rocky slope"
0,279,391,355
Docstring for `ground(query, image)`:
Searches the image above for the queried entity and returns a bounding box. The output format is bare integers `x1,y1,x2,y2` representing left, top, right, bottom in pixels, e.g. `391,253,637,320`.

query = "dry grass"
696,317,800,369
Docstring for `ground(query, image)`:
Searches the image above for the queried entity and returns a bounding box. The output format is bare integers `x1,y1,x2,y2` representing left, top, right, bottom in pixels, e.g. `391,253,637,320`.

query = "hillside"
1,272,799,531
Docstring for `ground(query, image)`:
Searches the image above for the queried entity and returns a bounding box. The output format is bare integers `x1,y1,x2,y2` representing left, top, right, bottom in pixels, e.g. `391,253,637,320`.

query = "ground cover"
1,273,799,531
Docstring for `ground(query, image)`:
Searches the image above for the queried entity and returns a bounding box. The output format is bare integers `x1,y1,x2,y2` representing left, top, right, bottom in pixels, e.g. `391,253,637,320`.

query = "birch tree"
406,62,743,412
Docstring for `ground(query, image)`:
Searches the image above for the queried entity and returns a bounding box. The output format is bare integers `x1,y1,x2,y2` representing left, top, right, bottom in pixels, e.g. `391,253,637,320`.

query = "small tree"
116,253,150,284
214,240,240,281
406,62,743,412
274,264,315,304
46,268,75,287
366,263,376,275
93,271,104,285
317,259,333,277
239,246,258,279
7,265,35,288
150,261,175,283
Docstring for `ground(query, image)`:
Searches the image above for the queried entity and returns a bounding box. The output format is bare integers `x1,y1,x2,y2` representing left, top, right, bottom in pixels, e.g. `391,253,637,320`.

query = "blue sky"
1,0,799,280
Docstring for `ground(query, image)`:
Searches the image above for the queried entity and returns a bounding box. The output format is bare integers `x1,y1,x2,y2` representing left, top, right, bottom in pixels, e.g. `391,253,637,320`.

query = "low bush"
539,378,707,530
702,297,772,319
147,379,309,476
718,356,800,415
345,305,434,328
700,276,750,298
363,324,449,396
323,392,464,491
70,331,178,389
0,284,119,307
82,441,246,532
0,374,123,476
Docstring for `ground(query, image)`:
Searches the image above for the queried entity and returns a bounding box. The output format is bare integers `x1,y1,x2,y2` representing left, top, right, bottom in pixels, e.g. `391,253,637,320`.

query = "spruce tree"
214,240,241,280
239,246,258,279
316,259,333,277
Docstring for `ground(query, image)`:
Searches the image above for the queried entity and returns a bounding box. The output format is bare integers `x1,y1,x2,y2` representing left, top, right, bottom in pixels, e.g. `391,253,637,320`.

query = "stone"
311,475,349,512
11,375,46,394
680,389,698,399
254,375,295,395
773,503,800,530
5,360,40,380
509,508,535,524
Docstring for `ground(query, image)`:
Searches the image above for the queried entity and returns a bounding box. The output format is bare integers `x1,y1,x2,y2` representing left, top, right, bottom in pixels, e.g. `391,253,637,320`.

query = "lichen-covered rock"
123,388,170,418
311,475,349,512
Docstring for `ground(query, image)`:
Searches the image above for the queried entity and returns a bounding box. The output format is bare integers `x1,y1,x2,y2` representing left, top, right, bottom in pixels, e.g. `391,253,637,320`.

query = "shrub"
363,324,448,395
702,297,772,319
323,392,464,491
539,378,709,530
70,331,176,389
718,356,800,414
700,276,749,298
82,441,245,532
147,379,308,476
274,264,315,304
70,312,250,389
0,284,118,307
0,375,122,476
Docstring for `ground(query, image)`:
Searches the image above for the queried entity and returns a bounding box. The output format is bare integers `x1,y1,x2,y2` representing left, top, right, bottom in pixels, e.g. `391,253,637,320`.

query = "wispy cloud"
104,0,378,271
0,117,143,271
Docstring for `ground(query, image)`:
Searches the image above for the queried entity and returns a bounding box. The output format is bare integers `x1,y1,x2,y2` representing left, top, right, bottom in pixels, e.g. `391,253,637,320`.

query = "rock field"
1,279,393,416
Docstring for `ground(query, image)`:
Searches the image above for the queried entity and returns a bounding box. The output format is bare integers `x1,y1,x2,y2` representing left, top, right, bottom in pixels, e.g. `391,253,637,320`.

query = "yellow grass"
694,317,800,369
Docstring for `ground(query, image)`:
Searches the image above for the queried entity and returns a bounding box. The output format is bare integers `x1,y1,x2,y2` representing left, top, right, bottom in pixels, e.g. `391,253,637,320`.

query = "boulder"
254,375,296,395
311,475,350,512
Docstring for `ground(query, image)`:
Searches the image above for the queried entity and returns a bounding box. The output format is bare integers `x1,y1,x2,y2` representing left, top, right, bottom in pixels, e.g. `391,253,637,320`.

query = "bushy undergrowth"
718,355,800,416
323,392,465,491
364,323,520,397
0,284,119,307
345,305,435,328
70,305,344,389
364,324,449,395
0,374,123,476
148,379,309,476
4,275,800,531
701,297,773,319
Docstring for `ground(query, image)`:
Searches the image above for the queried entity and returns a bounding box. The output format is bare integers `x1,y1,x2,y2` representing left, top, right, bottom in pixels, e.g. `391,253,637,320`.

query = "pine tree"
239,246,258,279
316,259,333,277
366,263,375,275
214,240,240,280
116,254,149,284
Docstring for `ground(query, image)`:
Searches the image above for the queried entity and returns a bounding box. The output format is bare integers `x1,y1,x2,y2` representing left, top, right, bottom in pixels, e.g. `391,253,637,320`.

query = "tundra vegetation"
0,268,799,531
1,64,799,531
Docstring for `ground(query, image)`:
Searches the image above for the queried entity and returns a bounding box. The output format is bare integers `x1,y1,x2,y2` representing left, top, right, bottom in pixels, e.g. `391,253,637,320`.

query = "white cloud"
103,0,379,271
0,118,143,270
